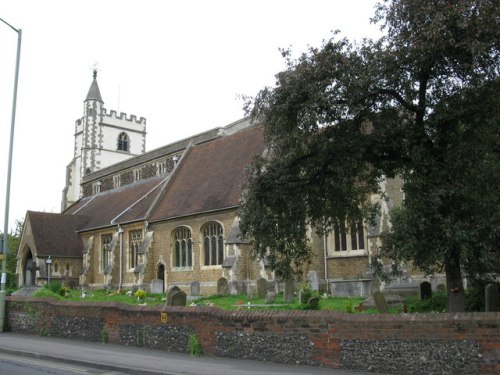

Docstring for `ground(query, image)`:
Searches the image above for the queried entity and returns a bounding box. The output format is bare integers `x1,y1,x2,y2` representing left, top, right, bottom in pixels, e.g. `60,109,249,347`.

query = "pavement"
0,332,384,375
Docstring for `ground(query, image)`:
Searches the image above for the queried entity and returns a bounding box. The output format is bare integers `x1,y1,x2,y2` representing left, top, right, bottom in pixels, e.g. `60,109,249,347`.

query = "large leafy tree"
239,0,499,312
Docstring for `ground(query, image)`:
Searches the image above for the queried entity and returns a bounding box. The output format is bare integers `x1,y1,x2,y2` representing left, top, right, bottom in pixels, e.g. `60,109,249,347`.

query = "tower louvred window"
118,132,129,152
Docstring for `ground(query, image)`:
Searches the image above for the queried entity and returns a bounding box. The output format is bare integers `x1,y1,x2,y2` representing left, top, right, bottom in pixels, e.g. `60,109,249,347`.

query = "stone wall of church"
327,256,370,280
147,209,240,295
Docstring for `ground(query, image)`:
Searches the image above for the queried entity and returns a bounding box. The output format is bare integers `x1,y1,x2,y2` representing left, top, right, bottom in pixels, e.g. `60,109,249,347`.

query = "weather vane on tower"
91,62,99,79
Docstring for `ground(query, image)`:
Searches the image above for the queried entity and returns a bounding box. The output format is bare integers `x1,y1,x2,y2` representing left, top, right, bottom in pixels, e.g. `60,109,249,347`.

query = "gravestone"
170,290,187,306
217,277,229,296
151,279,164,294
266,291,276,304
437,284,446,292
308,271,319,291
191,281,200,296
284,280,295,303
166,285,181,306
257,277,268,299
373,291,389,313
420,281,432,300
485,283,498,312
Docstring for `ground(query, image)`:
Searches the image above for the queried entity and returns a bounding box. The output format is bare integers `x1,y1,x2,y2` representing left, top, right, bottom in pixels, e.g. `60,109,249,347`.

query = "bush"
465,280,500,312
406,291,447,313
45,281,62,294
188,334,203,356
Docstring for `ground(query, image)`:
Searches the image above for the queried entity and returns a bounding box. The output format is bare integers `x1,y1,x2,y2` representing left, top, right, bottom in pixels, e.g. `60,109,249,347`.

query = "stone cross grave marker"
284,280,295,303
26,263,39,286
373,291,389,313
170,290,187,306
420,281,432,300
257,277,268,299
485,283,498,312
191,281,200,296
217,277,229,296
308,271,319,291
151,279,164,294
166,285,181,306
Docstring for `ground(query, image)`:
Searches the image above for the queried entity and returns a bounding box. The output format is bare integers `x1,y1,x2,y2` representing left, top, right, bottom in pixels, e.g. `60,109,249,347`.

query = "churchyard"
27,275,498,314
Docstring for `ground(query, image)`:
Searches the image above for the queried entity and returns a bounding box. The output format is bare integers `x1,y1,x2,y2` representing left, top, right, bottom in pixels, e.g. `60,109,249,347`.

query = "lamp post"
0,17,22,333
46,256,52,285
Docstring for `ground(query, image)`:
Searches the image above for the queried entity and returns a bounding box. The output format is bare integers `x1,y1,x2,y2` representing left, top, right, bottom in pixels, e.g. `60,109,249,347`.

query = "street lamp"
0,17,22,333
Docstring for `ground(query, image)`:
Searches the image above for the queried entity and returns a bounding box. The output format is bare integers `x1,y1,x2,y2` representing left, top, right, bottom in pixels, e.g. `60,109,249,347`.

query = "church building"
16,73,404,296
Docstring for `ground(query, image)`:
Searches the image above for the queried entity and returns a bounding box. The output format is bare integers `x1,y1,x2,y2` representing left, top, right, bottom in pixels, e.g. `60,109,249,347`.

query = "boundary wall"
5,297,500,374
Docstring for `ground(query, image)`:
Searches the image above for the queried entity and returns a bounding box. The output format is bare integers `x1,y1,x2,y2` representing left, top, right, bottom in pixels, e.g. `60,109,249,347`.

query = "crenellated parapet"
105,109,147,125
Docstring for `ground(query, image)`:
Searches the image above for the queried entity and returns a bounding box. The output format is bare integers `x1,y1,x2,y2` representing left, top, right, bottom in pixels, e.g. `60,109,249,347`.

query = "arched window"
117,132,129,152
173,227,192,268
202,222,224,266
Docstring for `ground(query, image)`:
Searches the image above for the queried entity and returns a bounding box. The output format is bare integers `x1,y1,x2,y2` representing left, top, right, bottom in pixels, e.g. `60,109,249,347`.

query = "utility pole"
0,17,22,333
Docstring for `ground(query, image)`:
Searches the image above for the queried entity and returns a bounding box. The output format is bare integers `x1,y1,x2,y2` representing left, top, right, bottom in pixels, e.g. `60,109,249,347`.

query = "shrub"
134,289,146,300
188,334,203,356
406,291,447,313
45,281,62,294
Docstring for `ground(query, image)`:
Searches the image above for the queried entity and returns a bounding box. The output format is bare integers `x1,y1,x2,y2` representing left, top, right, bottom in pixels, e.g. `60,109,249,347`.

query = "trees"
1,220,23,292
239,0,499,311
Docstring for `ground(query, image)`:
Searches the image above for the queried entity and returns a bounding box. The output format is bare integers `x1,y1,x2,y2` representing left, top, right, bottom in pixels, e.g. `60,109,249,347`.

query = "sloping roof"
149,125,265,221
85,72,103,102
27,211,89,257
64,175,168,231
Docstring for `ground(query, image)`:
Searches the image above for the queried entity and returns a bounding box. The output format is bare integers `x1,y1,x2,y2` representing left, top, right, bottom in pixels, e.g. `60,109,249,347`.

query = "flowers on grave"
134,289,146,301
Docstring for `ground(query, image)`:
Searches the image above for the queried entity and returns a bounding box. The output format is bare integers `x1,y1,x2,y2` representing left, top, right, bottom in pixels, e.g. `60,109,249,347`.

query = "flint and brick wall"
5,297,499,374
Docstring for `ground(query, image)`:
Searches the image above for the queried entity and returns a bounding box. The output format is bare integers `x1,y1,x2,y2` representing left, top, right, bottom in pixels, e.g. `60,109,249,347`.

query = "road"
0,352,126,375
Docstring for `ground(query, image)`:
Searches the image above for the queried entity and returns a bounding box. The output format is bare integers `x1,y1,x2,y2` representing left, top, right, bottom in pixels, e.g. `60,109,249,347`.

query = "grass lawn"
33,283,444,313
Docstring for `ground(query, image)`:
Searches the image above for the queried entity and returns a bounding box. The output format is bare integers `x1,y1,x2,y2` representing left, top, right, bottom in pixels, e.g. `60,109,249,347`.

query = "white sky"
0,0,380,232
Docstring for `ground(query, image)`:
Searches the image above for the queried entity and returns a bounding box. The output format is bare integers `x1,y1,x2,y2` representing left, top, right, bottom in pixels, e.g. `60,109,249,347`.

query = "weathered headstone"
166,285,181,306
373,291,389,313
170,290,187,306
420,281,432,300
217,277,229,296
485,283,498,312
284,280,295,303
191,281,200,296
257,277,268,299
265,291,276,304
308,271,319,291
151,279,164,294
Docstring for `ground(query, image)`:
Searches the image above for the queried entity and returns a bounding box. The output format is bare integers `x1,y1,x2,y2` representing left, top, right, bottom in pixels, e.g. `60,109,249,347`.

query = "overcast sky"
0,0,380,232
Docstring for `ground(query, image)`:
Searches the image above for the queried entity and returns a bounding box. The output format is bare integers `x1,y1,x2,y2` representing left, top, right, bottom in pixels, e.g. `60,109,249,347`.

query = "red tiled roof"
149,125,265,221
64,175,168,231
27,211,89,257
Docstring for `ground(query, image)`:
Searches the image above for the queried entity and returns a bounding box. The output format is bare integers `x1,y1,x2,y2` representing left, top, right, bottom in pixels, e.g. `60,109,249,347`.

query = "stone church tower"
62,71,146,209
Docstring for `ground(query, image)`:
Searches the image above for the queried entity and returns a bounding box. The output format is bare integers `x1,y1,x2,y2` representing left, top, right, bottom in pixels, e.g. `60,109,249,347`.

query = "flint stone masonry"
5,297,500,375
119,323,194,351
341,339,481,374
216,332,315,365
51,316,103,341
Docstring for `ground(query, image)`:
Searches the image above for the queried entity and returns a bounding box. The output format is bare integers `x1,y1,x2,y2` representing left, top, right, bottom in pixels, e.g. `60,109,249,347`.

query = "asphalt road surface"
0,352,126,375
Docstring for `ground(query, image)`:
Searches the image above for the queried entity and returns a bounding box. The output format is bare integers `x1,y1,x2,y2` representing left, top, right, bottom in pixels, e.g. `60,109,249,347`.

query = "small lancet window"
117,132,130,152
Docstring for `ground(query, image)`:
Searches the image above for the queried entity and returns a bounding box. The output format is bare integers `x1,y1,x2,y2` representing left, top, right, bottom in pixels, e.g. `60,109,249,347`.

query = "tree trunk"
444,252,465,312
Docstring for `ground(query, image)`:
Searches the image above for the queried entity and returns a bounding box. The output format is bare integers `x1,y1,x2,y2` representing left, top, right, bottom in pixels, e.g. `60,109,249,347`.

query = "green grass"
30,288,439,313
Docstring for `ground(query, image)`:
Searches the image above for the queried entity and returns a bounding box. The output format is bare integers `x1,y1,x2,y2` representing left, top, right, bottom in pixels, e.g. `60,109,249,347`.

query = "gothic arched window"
202,222,224,266
117,132,129,152
173,227,192,268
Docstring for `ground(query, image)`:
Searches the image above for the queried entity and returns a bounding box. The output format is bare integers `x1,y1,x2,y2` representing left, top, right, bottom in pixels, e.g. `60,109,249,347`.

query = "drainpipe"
118,226,124,291
323,233,329,294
